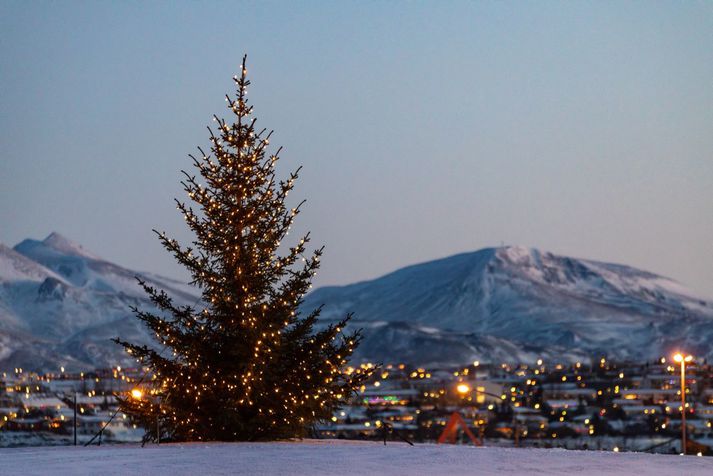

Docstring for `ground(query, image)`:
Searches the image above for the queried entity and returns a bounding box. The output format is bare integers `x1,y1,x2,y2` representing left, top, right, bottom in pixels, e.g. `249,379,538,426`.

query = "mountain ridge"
0,232,200,371
1,233,712,370
302,246,713,365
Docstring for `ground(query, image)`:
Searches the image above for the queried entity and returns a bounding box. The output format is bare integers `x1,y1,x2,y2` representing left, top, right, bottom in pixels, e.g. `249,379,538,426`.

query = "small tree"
115,56,370,442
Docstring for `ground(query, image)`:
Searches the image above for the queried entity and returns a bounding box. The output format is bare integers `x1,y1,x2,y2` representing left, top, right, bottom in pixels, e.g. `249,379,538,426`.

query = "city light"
4,356,713,452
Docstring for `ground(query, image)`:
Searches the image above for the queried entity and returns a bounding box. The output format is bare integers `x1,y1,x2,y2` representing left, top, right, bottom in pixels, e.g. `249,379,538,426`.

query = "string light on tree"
114,55,371,442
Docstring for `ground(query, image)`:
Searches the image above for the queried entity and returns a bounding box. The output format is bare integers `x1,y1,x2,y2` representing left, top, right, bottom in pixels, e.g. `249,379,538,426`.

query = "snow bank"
2,440,712,476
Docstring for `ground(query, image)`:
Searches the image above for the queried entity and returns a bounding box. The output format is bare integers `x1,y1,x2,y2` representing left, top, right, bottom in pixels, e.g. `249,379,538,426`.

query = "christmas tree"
115,56,370,442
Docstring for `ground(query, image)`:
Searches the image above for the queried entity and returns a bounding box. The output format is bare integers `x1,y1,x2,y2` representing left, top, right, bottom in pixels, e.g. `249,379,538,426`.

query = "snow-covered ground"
2,440,712,476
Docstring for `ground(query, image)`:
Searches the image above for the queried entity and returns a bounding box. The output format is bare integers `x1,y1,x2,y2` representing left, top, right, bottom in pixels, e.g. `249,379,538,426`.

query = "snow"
0,244,65,284
42,232,102,261
4,234,713,371
1,440,712,476
304,245,713,366
0,234,201,371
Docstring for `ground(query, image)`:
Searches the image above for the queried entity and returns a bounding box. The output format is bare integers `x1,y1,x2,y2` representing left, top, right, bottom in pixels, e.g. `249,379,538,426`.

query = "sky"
1,1,712,297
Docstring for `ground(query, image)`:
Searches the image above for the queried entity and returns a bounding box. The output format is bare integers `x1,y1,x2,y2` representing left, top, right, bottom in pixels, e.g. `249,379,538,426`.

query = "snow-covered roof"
21,396,64,408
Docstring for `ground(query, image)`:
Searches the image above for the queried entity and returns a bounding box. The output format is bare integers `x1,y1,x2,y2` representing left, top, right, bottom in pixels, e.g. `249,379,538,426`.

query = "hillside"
2,234,713,371
0,233,199,371
303,246,713,365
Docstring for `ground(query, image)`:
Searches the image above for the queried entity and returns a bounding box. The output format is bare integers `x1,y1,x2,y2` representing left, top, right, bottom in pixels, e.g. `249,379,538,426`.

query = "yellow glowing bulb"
131,388,143,400
456,383,471,395
673,353,683,363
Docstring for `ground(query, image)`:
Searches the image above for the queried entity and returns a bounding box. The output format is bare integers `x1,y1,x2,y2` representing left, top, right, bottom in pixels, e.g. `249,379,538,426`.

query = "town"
2,355,712,455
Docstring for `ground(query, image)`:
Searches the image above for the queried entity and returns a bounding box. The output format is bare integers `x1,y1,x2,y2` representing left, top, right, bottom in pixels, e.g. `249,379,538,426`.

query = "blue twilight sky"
1,1,712,297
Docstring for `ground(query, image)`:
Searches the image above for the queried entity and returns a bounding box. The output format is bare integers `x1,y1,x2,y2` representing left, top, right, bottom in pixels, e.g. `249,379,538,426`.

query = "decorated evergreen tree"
115,56,370,442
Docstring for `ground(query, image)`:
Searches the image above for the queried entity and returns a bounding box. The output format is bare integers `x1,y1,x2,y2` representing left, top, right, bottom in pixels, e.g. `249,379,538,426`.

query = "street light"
130,387,163,444
673,353,693,454
456,383,471,395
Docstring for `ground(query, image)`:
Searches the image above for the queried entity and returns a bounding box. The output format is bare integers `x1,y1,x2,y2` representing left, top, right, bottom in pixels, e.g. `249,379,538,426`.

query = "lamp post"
673,353,693,455
73,392,77,446
131,387,163,444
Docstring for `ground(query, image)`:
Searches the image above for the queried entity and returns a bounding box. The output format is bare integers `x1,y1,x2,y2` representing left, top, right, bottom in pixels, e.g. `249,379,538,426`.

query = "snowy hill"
1,440,712,476
302,246,713,365
1,234,712,371
0,233,200,371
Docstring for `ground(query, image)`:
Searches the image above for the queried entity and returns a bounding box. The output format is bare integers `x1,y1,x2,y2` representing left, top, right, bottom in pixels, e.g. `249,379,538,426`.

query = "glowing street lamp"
673,353,693,454
456,383,471,395
130,387,163,444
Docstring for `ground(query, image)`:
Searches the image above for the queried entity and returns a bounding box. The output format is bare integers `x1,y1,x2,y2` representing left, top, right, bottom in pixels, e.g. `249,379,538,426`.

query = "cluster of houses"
2,356,713,454
317,357,713,454
0,367,141,446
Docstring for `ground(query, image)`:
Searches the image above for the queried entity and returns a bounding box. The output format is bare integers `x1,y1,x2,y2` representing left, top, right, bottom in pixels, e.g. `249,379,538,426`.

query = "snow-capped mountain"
0,233,200,371
1,234,712,371
302,246,713,366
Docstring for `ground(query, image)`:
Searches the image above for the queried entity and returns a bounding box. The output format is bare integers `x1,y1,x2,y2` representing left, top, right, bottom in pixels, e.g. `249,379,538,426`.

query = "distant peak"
43,231,71,244
498,244,533,252
42,232,100,260
496,245,538,260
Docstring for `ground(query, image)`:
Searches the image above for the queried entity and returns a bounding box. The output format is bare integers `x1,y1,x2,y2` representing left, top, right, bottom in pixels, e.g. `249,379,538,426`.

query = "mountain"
1,235,712,371
0,233,200,371
302,246,713,366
